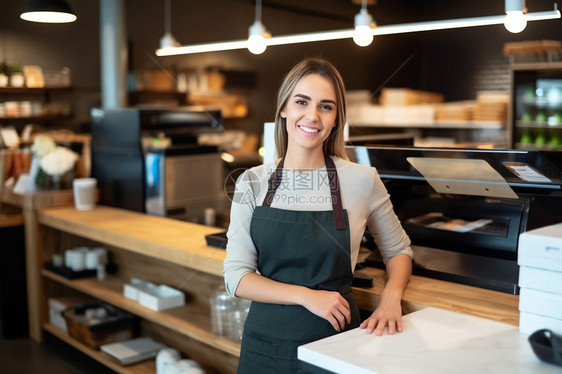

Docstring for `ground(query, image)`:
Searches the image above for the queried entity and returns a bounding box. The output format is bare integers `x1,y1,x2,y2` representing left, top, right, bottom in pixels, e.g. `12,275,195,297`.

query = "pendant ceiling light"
353,0,376,47
155,2,560,57
505,0,528,33
160,0,180,49
247,0,271,54
20,0,77,24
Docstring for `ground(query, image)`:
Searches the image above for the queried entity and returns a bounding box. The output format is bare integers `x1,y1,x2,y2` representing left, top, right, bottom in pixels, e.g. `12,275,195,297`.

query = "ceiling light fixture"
159,0,180,49
247,0,271,54
505,0,528,33
155,3,560,57
353,0,376,47
20,0,77,24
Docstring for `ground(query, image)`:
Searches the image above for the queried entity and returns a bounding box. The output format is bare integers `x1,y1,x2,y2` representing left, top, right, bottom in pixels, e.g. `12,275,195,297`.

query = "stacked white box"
517,223,562,335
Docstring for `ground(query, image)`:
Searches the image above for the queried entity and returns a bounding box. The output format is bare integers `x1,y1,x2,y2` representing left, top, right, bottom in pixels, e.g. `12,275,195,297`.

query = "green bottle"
536,111,547,124
550,132,561,149
520,131,532,145
535,130,546,148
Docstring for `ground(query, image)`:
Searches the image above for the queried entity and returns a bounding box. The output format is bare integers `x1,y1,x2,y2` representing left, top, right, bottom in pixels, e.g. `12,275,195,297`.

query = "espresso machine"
91,107,228,224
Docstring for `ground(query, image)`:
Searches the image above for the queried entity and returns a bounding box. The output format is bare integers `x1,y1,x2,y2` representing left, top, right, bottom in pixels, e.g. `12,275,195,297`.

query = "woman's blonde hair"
274,58,348,160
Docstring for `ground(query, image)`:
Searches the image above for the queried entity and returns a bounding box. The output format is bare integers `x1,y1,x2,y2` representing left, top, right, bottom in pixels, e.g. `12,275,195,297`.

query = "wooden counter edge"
353,267,519,326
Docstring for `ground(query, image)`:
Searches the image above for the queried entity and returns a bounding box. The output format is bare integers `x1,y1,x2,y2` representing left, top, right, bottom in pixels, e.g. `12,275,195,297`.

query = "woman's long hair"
274,58,348,160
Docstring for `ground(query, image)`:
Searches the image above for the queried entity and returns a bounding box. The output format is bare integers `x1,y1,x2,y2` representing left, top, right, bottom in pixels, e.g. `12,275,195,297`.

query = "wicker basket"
63,302,137,349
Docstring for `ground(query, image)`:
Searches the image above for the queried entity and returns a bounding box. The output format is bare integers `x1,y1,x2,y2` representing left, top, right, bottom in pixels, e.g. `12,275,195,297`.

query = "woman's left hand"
360,288,404,336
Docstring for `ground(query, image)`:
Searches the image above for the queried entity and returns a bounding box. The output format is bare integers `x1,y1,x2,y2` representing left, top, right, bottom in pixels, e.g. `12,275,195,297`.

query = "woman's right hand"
300,289,351,331
235,273,351,331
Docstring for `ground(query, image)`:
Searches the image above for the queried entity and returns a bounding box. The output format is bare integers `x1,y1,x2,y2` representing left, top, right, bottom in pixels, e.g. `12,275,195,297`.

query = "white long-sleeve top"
222,156,413,297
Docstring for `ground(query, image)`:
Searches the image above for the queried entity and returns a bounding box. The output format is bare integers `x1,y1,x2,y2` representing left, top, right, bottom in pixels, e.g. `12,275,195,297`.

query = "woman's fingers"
360,316,403,335
304,290,351,331
324,296,350,331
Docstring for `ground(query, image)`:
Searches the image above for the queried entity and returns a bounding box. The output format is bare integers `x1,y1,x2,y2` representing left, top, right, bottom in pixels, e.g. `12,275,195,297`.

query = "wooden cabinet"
34,205,240,374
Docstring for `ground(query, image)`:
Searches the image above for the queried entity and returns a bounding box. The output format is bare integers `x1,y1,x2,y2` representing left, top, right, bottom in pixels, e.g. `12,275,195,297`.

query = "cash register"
349,146,562,294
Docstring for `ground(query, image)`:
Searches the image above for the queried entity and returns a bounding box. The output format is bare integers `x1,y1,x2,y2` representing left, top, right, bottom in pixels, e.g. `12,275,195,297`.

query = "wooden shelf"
37,205,226,277
0,86,73,94
44,322,155,374
128,90,187,106
0,115,72,122
42,269,241,357
349,120,505,129
0,187,74,209
515,121,562,129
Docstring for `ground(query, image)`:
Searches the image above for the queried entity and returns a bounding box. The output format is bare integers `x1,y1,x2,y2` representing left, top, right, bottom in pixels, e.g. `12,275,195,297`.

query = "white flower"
31,135,56,157
39,146,78,176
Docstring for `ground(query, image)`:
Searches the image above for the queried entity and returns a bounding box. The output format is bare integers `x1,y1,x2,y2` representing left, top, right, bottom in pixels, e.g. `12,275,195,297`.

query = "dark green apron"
237,153,360,373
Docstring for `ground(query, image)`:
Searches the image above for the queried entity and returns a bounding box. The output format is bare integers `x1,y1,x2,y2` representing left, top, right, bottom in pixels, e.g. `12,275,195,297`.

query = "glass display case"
509,62,562,150
348,146,562,294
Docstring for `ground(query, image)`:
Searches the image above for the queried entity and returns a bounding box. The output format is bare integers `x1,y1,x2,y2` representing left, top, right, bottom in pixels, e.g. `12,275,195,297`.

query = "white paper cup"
73,178,97,210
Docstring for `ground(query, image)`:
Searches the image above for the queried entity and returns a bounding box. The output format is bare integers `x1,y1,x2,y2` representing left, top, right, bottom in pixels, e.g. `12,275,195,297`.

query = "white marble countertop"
298,307,560,374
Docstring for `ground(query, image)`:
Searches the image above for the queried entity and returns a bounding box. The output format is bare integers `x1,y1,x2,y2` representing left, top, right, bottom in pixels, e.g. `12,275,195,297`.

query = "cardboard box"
140,70,174,92
380,88,444,106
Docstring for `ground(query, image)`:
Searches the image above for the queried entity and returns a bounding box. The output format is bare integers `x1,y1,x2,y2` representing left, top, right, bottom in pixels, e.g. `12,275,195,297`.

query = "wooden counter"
38,205,226,276
39,205,519,325
26,203,519,373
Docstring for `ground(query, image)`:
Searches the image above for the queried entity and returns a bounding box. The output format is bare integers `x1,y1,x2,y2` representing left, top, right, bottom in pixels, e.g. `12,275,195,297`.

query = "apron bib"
237,153,360,374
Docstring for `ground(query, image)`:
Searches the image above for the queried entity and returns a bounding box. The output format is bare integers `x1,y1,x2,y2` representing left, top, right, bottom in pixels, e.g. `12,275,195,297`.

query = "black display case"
349,146,562,294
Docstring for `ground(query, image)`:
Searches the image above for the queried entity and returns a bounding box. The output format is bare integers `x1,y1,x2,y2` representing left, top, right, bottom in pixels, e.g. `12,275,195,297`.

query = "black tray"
205,232,227,249
45,262,97,279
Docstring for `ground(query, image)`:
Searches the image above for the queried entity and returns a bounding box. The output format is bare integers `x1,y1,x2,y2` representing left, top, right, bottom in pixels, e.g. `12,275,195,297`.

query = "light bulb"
248,34,267,54
353,26,374,47
248,20,269,55
504,11,527,33
353,8,375,47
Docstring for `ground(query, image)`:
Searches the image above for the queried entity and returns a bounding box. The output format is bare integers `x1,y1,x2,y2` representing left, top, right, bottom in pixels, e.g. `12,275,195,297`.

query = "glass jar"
229,297,251,343
210,287,235,339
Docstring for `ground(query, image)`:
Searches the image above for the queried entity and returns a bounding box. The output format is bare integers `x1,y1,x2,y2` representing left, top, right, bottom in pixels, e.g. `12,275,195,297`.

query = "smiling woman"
281,74,338,168
274,58,349,168
223,57,413,373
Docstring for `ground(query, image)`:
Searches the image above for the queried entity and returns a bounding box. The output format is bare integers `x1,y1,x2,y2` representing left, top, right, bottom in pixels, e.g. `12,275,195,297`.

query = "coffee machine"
91,107,227,224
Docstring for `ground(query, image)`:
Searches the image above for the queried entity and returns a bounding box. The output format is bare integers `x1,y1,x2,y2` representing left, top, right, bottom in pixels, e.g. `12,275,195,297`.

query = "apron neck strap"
262,153,347,230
